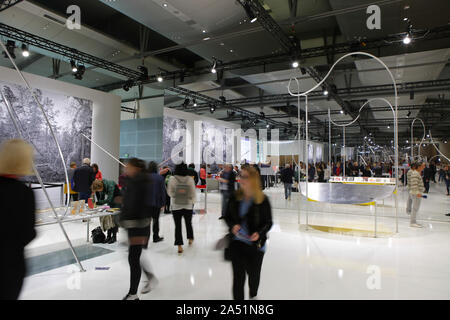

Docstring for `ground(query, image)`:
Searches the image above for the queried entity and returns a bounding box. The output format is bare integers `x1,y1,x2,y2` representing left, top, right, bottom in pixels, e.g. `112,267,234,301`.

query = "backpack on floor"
91,226,106,243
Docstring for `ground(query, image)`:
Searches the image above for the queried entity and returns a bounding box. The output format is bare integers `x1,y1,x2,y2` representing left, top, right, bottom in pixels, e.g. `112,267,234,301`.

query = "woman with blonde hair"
0,139,36,299
224,165,273,300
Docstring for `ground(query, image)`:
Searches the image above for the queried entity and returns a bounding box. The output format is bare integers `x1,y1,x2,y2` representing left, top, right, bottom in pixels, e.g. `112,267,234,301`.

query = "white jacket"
167,175,197,211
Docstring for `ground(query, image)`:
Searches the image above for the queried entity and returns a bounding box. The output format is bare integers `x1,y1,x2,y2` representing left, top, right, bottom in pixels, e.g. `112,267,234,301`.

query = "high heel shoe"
178,245,183,254
188,239,193,246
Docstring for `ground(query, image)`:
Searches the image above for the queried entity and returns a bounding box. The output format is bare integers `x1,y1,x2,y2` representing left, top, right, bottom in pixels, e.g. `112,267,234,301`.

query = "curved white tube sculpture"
428,131,450,162
411,118,426,160
0,40,84,271
287,52,399,234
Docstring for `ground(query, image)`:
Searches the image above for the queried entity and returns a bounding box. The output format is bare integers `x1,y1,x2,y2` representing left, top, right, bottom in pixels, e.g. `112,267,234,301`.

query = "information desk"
35,207,120,242
298,182,396,237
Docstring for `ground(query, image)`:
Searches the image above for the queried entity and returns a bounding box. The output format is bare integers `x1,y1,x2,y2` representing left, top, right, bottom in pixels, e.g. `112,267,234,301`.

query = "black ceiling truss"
0,23,142,79
190,78,450,111
94,24,450,92
166,86,304,132
0,0,23,12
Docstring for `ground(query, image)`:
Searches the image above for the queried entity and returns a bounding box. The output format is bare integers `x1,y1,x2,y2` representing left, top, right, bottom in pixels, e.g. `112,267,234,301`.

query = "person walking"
188,163,199,185
91,179,120,244
324,163,331,182
0,139,36,300
64,162,78,202
147,161,166,243
218,164,236,219
167,163,196,254
307,163,315,182
422,163,432,193
444,164,450,196
280,163,294,200
160,166,172,214
406,162,426,228
119,158,156,300
224,166,273,300
73,158,95,203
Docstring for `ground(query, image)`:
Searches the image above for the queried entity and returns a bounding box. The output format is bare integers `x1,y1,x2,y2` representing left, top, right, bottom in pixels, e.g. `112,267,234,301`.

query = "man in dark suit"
73,158,95,202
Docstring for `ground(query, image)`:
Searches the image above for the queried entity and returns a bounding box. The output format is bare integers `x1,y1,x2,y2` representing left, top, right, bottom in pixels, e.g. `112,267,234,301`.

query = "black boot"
108,227,117,244
104,229,112,243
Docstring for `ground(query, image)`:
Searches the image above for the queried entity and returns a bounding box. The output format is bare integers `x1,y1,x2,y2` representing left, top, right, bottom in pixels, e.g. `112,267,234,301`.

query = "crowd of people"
0,139,273,301
2,137,449,300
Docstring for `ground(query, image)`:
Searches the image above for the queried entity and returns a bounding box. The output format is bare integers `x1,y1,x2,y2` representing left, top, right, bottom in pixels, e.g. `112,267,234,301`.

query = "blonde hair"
91,179,104,192
236,166,265,204
0,139,34,176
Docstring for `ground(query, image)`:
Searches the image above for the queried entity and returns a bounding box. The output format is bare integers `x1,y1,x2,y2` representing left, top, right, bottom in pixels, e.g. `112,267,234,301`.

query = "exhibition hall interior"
0,0,450,301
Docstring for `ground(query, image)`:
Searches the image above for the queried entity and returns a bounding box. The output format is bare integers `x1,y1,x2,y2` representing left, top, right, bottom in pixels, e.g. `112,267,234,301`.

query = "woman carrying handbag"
223,165,273,300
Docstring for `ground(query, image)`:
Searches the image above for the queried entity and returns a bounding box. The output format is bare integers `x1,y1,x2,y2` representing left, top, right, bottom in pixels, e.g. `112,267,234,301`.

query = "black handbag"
91,226,106,243
215,233,232,261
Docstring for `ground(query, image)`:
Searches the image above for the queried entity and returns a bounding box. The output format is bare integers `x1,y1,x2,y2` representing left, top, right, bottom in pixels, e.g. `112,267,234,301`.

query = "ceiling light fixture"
211,58,217,73
323,89,329,96
70,60,78,73
242,1,257,23
210,105,216,114
403,33,412,44
157,74,163,82
21,44,29,57
2,40,16,59
292,61,299,68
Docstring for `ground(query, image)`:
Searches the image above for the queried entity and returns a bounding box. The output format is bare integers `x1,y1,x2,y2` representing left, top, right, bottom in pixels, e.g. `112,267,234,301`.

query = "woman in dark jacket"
224,166,273,300
119,158,155,300
0,139,36,300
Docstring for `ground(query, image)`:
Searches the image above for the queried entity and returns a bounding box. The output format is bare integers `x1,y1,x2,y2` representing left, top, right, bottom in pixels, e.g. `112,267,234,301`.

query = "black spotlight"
300,67,307,75
406,111,411,118
123,79,134,92
74,65,85,80
210,104,216,114
70,60,78,73
241,1,257,23
219,96,226,104
137,65,148,81
288,121,293,128
410,91,414,100
260,112,265,119
2,40,16,59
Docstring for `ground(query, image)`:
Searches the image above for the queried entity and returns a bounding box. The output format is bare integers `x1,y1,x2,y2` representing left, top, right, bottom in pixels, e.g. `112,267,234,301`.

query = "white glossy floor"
21,182,450,300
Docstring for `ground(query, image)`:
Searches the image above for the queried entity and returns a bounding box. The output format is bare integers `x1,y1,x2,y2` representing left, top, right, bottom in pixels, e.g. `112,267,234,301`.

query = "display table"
299,182,396,237
35,207,120,242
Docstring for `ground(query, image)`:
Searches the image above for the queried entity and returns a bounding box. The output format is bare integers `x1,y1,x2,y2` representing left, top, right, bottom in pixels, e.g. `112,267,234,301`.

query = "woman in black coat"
119,158,155,300
0,139,36,300
224,166,273,300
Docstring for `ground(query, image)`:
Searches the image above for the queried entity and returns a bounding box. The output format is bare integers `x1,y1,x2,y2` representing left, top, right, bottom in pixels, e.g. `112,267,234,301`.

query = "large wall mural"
201,122,233,165
162,116,187,169
0,81,92,182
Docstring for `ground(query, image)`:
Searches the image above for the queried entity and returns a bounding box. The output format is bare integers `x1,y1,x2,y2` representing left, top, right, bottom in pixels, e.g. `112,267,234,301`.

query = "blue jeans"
284,183,292,199
78,192,90,203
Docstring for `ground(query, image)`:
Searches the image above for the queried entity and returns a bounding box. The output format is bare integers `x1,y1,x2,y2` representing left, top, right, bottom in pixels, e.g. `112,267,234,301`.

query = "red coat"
95,170,103,180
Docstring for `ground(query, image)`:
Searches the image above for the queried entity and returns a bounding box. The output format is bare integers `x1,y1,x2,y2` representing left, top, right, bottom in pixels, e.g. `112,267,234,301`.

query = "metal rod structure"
0,40,71,217
288,52,399,235
374,201,377,238
305,95,309,230
0,90,85,272
343,126,346,177
288,78,303,225
429,131,450,162
328,109,331,166
411,118,426,160
80,133,127,167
